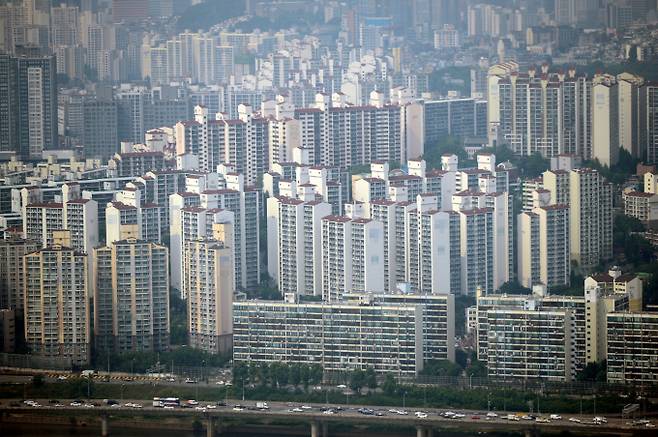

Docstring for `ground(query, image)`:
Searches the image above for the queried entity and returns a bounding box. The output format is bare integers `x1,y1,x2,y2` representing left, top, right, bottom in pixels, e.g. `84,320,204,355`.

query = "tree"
465,360,488,378
233,362,248,385
518,153,550,178
289,364,301,386
364,367,377,389
309,364,323,385
382,374,398,396
32,374,45,387
421,360,462,377
349,369,366,393
422,136,468,169
576,361,607,382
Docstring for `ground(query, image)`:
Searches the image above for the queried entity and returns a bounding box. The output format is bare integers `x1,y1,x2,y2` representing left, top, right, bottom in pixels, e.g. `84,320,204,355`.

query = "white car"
164,405,174,410
486,412,498,418
568,417,581,423
550,414,562,420
415,412,428,419
57,375,68,381
291,408,303,412
336,384,347,389
301,405,312,410
206,405,217,409
233,407,245,411
215,380,225,385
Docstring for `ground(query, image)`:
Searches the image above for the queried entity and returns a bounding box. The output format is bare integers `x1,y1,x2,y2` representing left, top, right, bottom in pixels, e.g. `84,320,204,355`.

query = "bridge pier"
322,422,328,437
100,415,109,437
416,426,426,437
207,417,221,437
525,429,539,437
311,421,320,437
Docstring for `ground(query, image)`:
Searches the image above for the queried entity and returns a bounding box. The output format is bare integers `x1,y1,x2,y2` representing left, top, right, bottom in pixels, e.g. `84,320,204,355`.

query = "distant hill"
176,0,246,32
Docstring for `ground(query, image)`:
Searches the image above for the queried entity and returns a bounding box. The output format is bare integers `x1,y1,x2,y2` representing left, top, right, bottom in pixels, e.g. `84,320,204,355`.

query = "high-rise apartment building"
0,238,39,311
94,238,170,353
185,225,234,354
321,215,385,302
517,203,570,289
23,186,99,255
175,105,268,185
569,168,613,273
617,73,644,159
488,65,599,160
0,53,57,159
584,270,643,363
51,4,79,47
170,171,260,293
266,196,331,298
643,84,658,164
24,243,90,365
592,75,620,166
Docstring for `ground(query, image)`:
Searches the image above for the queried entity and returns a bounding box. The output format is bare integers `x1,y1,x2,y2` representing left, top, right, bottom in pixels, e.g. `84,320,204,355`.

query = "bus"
153,397,180,408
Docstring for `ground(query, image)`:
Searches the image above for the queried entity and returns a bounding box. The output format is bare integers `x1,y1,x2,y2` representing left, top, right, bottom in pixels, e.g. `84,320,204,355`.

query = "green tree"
364,367,377,389
289,364,301,386
32,374,45,387
382,374,398,396
421,360,462,377
518,153,550,178
309,365,323,385
349,369,366,393
576,361,607,382
465,360,488,378
233,362,248,385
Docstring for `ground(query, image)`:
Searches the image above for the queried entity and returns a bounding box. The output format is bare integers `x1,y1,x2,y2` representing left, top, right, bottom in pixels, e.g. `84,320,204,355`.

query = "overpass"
0,399,654,437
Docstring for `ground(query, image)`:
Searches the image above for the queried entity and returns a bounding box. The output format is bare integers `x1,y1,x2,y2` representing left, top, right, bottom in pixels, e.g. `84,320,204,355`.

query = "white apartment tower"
569,168,613,273
518,203,571,289
266,196,331,297
185,223,235,354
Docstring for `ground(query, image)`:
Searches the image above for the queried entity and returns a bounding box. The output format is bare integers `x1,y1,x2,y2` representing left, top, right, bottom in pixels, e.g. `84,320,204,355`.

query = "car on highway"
486,412,498,418
550,414,562,420
233,406,245,411
415,412,428,419
290,407,303,412
568,417,581,423
336,384,347,389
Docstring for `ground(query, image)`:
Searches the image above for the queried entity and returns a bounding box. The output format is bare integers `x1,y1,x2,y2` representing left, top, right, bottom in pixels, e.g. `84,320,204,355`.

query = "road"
1,398,656,436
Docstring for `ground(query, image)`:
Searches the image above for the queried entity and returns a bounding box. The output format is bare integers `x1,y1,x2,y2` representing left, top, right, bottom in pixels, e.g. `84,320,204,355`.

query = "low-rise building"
233,298,424,376
623,191,658,223
606,311,658,384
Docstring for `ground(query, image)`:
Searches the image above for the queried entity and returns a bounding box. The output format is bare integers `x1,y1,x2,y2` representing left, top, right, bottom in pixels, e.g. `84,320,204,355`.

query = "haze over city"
1,1,658,436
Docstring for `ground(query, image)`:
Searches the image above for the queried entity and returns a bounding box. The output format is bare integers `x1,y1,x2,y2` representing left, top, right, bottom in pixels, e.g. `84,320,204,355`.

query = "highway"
1,398,656,436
